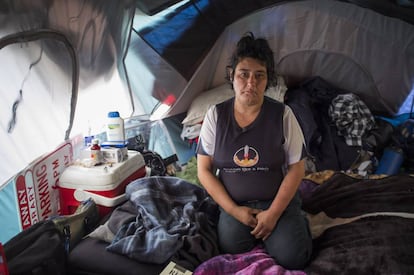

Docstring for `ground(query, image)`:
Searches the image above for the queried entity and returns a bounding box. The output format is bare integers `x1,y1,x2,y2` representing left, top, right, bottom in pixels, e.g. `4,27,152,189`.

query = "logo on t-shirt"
233,145,259,167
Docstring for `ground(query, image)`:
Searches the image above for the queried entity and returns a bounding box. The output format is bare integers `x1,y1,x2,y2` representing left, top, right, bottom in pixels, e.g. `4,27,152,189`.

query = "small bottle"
106,111,125,145
90,138,102,165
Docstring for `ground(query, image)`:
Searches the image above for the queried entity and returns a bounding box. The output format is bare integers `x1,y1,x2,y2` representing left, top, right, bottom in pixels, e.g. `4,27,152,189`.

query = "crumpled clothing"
328,93,375,146
106,176,219,265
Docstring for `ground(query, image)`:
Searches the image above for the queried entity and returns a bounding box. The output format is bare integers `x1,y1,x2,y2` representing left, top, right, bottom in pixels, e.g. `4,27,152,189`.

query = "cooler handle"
74,189,127,207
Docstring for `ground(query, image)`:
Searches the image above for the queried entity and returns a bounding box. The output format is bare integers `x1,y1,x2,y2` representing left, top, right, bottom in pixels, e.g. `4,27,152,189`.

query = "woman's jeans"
217,193,312,270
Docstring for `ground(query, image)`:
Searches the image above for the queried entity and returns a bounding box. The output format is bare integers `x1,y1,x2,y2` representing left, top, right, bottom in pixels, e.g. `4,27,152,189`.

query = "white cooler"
58,150,146,217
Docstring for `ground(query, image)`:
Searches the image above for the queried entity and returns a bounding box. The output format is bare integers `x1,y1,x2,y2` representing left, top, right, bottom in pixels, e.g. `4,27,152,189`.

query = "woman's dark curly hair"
226,32,277,89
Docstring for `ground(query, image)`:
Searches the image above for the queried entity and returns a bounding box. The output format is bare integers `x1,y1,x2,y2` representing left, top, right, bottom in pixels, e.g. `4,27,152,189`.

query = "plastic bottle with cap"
106,111,125,146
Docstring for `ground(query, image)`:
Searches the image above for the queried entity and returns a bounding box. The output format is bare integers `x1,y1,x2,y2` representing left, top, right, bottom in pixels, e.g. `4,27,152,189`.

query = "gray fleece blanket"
106,176,219,268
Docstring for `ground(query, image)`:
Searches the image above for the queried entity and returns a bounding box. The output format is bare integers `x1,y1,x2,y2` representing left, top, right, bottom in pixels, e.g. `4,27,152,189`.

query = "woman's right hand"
231,206,262,228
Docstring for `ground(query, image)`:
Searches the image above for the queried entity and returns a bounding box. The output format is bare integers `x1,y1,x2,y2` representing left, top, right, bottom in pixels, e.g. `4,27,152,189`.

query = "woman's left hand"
250,210,279,240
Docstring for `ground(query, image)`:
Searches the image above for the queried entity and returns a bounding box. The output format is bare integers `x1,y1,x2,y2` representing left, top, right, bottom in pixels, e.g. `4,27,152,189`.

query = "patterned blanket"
106,176,219,268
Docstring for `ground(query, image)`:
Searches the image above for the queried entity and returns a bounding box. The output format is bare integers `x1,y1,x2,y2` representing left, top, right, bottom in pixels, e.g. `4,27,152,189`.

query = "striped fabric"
328,93,375,146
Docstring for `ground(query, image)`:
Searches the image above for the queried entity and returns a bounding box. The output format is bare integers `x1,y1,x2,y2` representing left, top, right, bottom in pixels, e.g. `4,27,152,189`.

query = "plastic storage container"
58,150,146,217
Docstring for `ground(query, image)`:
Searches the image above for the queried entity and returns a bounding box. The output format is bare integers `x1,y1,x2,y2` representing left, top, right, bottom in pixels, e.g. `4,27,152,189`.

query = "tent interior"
1,0,414,274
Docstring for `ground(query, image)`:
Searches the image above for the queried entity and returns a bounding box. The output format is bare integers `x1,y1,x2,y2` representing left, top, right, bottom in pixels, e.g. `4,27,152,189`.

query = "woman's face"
232,57,268,106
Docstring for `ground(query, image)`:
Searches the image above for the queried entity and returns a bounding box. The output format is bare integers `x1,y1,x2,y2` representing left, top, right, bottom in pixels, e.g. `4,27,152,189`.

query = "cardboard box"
101,147,128,163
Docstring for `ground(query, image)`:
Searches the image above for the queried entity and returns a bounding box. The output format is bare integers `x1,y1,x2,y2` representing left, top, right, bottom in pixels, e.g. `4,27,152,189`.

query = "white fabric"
180,124,202,140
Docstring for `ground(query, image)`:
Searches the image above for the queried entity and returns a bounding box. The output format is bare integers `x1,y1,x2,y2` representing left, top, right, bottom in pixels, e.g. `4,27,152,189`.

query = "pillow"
182,84,234,126
182,76,287,126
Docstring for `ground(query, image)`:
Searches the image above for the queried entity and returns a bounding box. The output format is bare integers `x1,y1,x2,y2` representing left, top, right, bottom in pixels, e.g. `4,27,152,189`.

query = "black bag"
4,220,67,275
3,199,100,275
51,198,100,252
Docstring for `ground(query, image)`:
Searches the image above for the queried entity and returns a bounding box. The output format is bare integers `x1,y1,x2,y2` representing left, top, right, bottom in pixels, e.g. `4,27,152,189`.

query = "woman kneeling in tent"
196,32,312,270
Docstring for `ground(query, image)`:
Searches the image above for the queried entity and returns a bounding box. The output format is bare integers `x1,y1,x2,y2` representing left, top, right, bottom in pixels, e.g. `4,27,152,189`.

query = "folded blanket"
307,211,414,238
302,173,414,217
305,215,414,275
302,172,414,275
106,176,219,267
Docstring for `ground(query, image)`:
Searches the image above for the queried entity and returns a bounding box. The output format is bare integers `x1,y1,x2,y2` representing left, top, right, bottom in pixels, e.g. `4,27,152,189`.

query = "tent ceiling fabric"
137,0,414,81
163,0,414,116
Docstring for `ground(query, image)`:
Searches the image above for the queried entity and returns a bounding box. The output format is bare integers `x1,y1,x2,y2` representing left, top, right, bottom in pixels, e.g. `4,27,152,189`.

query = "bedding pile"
301,172,414,275
285,77,374,173
88,176,220,270
76,171,414,274
184,172,414,274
